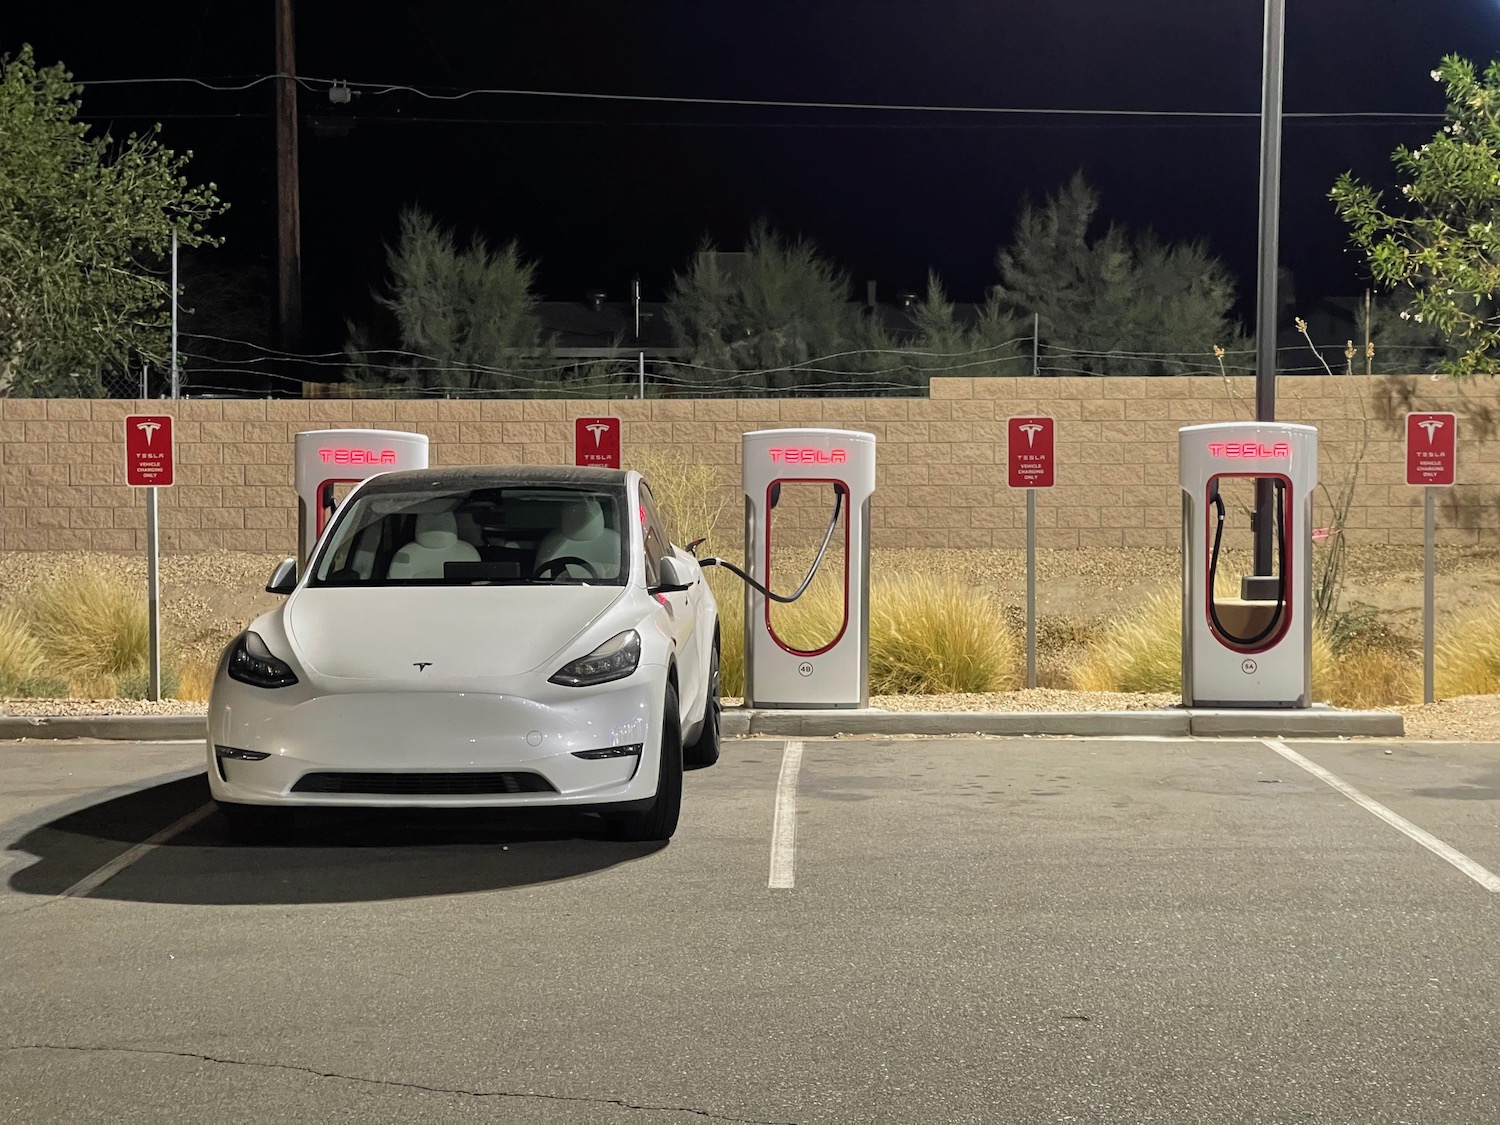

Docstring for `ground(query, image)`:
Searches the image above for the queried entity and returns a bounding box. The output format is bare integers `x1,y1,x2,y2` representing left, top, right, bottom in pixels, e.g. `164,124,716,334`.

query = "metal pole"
1032,313,1039,377
1364,289,1372,376
275,0,304,362
1253,0,1286,575
141,363,149,401
169,229,179,399
1026,488,1037,689
147,486,161,702
639,350,646,399
633,277,641,341
1424,486,1435,704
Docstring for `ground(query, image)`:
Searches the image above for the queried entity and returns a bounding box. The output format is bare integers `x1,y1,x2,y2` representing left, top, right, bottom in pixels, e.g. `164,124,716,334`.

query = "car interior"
312,487,627,585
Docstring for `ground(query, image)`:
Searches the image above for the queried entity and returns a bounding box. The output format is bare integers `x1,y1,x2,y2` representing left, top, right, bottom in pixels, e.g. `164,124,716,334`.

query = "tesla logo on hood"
413,662,432,672
319,448,399,465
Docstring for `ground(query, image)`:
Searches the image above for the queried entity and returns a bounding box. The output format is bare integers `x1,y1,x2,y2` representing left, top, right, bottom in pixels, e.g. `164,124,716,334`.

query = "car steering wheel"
531,555,600,581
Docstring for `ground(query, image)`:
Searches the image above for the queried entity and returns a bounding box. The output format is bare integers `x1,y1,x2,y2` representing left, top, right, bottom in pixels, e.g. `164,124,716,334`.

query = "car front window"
308,485,628,586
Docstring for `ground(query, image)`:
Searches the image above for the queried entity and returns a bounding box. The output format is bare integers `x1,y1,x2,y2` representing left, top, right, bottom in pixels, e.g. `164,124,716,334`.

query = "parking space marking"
1264,739,1500,893
61,803,216,899
768,740,803,889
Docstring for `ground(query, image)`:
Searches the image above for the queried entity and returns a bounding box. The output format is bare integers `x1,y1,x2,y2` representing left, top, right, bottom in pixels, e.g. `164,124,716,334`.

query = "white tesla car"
207,466,722,843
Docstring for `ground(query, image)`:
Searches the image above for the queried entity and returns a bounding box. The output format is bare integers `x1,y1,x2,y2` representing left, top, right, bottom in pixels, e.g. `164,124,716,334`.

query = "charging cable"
701,486,845,604
1208,478,1287,647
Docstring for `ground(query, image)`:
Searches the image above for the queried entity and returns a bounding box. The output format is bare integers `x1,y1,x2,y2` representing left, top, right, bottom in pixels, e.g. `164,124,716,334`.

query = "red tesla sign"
125,414,174,487
1406,412,1457,487
575,417,621,468
1007,416,1055,489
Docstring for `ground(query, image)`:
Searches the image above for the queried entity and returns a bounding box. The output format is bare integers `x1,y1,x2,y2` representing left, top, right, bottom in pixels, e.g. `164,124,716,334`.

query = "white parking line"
62,803,216,899
768,741,804,889
1263,739,1500,893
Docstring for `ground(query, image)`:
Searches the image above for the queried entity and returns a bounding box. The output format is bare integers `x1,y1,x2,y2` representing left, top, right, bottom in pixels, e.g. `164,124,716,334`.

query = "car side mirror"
266,557,298,595
653,555,694,594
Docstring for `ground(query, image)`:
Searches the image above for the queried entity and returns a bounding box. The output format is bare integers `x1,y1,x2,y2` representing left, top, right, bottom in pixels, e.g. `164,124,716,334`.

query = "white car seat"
386,511,480,579
533,497,621,579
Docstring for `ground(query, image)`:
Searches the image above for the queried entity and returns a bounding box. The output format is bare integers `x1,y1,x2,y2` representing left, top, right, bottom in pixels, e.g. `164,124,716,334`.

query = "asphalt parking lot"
2,734,1498,1125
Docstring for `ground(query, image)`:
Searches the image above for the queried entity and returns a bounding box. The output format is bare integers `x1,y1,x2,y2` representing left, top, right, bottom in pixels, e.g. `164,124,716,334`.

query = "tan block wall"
1,376,1496,553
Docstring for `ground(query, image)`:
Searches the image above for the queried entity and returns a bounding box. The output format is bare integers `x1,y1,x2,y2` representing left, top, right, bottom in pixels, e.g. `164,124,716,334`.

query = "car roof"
355,466,634,494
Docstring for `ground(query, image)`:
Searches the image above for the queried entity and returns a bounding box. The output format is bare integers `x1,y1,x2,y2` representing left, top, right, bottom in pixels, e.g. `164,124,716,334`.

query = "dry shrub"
1436,601,1500,697
0,605,45,694
706,566,1020,698
1071,585,1341,699
1322,647,1420,709
176,653,221,702
869,574,1021,694
1070,589,1183,693
706,569,746,697
628,448,734,554
66,674,120,700
24,571,151,691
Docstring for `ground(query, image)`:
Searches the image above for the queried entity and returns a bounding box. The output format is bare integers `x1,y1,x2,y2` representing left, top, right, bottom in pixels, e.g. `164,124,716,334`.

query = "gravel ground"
4,547,1500,741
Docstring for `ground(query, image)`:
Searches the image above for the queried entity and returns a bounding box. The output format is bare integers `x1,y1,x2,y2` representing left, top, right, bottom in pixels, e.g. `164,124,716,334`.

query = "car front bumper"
206,676,661,809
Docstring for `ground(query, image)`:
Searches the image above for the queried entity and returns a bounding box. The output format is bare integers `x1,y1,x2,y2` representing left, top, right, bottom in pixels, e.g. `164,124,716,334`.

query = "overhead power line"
73,72,1446,121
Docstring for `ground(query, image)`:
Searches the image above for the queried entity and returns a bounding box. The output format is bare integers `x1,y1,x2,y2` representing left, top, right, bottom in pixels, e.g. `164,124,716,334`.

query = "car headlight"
226,631,299,689
549,629,641,687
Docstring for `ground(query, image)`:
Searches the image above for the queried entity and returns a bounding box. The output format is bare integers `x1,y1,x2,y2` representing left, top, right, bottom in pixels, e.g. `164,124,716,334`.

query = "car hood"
282,585,628,682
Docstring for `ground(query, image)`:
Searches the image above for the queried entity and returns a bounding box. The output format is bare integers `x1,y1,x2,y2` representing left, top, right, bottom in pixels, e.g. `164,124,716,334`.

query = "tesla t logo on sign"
1007,416,1055,489
575,417,621,468
125,414,174,487
1406,411,1457,486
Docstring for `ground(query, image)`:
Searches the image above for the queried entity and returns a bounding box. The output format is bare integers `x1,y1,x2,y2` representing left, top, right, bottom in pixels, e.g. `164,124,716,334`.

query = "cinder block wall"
0,375,1495,553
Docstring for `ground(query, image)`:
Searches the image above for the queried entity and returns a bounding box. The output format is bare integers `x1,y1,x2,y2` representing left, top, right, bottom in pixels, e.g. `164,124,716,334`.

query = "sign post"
126,415,175,702
1008,416,1056,690
574,417,622,468
1406,412,1457,705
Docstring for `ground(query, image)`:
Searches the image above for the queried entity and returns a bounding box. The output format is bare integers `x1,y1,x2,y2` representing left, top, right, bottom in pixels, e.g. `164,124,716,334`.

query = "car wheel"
607,682,683,842
683,638,721,768
216,800,294,844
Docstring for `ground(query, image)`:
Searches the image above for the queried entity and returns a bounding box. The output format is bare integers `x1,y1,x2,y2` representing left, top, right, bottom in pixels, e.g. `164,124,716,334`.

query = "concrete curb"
0,707,1404,743
0,715,207,742
741,709,1193,738
729,707,1403,739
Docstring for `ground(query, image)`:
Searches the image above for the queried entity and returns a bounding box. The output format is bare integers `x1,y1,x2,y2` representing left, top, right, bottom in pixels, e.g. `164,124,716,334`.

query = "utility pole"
1253,0,1286,575
275,0,303,367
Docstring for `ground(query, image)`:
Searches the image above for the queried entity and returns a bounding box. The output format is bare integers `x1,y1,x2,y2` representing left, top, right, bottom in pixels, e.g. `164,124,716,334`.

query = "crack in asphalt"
3,1044,802,1125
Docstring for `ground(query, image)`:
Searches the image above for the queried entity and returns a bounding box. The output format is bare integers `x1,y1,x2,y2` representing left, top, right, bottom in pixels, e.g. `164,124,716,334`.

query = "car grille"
291,771,557,796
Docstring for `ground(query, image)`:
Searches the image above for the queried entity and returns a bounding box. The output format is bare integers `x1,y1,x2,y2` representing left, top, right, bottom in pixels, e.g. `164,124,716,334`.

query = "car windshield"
308,484,628,587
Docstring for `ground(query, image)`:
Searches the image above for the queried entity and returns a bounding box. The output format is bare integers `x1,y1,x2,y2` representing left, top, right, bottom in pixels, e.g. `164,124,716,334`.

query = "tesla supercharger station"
294,429,429,565
741,428,876,709
1179,422,1317,708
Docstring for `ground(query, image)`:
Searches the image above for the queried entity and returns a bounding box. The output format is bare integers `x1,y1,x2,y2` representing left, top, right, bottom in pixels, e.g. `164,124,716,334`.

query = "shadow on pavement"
6,772,666,906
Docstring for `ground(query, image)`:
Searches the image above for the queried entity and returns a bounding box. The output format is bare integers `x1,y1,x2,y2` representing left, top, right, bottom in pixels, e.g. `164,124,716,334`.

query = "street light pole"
1254,0,1286,575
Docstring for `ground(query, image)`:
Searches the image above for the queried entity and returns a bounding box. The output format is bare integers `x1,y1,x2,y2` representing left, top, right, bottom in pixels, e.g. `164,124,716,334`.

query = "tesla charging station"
1180,422,1317,708
294,429,429,564
739,428,876,709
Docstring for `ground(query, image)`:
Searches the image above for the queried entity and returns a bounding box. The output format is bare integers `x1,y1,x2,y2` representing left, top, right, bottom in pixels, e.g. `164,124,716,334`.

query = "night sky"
8,1,1500,352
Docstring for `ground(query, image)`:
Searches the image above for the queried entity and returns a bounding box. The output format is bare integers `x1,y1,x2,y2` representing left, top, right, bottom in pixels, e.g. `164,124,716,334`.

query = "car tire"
683,638,721,769
216,800,294,844
607,682,683,842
